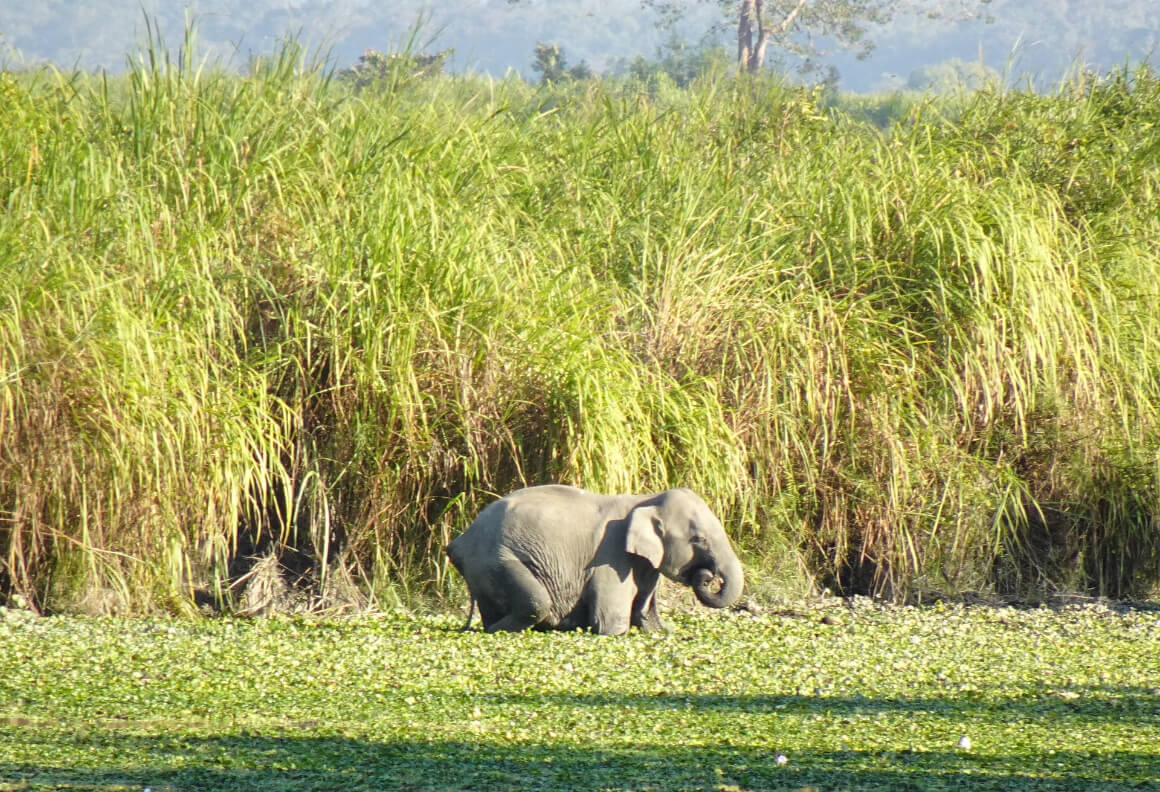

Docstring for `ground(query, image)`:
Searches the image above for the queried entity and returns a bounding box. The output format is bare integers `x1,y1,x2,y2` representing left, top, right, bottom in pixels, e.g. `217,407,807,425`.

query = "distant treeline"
1,46,1158,614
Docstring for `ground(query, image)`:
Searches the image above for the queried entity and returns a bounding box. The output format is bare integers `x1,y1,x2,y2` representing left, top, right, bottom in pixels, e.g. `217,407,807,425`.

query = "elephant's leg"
633,596,670,633
630,564,670,633
586,566,635,635
475,596,503,630
483,555,553,633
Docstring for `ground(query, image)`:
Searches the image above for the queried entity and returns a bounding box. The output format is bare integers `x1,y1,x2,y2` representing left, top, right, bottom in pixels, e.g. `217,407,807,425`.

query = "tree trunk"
737,0,810,73
751,0,772,72
738,0,757,71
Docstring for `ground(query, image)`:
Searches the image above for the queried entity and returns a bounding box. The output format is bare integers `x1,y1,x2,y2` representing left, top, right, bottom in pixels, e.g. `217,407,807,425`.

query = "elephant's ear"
625,505,664,569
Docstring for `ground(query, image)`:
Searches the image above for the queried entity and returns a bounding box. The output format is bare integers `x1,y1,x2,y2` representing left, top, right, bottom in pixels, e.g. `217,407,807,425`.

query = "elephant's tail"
446,538,476,630
460,598,476,631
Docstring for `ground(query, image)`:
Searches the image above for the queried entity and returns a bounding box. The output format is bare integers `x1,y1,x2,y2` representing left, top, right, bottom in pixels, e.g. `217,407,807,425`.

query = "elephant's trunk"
690,552,743,609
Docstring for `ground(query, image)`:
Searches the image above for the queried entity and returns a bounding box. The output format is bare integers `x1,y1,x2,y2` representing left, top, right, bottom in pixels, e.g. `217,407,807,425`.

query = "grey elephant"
445,484,743,634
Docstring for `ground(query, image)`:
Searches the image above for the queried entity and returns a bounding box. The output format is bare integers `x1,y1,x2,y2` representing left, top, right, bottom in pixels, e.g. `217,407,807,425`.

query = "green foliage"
531,42,592,83
338,47,453,91
1,41,1159,614
532,42,566,83
613,40,732,90
1,604,1158,790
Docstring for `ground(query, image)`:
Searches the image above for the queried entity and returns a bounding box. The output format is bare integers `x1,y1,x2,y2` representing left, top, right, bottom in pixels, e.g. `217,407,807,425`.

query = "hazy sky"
1,1,1157,91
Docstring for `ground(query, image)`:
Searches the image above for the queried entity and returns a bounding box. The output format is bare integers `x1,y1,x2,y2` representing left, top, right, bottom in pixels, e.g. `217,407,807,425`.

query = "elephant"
445,484,743,634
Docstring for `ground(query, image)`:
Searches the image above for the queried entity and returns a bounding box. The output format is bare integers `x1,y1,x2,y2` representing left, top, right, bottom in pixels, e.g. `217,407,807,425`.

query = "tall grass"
1,44,1158,613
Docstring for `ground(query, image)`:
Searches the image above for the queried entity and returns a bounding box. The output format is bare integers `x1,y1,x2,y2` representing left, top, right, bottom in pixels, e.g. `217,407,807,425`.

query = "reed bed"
1,45,1157,613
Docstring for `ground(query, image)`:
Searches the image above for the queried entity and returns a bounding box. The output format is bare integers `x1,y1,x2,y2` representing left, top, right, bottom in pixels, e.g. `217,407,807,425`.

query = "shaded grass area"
5,733,1159,792
1,605,1157,790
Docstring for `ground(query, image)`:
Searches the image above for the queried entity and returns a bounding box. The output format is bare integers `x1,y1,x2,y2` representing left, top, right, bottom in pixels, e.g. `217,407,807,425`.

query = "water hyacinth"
0,605,1157,789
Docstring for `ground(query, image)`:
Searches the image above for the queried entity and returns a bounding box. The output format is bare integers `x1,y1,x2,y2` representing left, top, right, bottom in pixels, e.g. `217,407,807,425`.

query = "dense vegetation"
1,42,1159,615
2,604,1158,790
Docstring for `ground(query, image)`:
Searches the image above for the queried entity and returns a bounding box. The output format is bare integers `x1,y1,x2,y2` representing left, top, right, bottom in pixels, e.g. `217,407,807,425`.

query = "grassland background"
1,43,1159,615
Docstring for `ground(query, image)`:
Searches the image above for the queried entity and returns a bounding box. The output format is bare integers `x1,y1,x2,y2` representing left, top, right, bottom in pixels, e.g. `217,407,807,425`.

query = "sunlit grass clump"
1,42,1158,613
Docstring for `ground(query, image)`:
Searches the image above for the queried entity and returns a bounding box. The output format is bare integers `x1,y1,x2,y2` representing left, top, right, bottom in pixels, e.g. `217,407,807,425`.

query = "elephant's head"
624,488,743,609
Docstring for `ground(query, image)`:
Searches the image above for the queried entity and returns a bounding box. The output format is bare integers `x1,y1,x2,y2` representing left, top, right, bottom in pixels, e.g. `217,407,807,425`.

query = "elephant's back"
504,483,590,503
503,484,641,518
499,485,616,542
446,490,581,560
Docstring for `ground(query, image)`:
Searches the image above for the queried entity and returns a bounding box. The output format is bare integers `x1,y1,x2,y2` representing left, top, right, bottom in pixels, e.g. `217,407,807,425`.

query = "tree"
339,47,452,90
644,0,990,75
532,42,567,82
531,42,594,83
610,38,732,88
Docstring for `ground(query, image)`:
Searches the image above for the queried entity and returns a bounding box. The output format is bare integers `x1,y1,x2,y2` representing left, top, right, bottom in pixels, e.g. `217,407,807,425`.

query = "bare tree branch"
772,0,809,34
